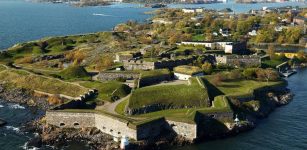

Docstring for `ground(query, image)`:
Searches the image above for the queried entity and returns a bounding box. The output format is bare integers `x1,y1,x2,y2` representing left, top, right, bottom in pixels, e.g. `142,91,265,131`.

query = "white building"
182,9,195,13
173,65,204,80
248,30,257,36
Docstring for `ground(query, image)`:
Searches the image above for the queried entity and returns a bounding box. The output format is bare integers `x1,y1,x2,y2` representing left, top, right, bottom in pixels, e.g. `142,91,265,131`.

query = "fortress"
123,56,196,70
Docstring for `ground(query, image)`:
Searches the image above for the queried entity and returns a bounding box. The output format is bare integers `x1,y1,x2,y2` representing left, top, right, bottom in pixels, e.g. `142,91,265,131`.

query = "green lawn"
0,69,88,97
192,34,206,41
115,98,129,115
80,81,131,102
128,77,209,110
202,76,285,97
262,59,284,68
140,69,170,79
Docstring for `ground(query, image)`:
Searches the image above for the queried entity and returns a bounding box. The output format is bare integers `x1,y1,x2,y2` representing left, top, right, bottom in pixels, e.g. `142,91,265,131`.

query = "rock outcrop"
0,118,6,127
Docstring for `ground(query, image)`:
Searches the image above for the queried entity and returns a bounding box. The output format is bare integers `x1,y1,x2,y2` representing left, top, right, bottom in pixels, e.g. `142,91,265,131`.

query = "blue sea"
0,0,307,150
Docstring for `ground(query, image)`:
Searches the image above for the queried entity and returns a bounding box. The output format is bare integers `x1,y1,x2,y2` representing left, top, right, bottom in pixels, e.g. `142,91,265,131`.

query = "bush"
243,68,257,79
48,95,64,105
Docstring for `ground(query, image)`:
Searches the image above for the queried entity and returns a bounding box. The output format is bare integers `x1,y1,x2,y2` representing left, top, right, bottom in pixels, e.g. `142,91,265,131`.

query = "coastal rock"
0,118,7,126
27,136,42,148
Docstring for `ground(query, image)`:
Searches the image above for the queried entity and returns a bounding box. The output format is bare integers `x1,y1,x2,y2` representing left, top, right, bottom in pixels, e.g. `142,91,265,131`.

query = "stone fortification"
96,72,140,81
45,111,199,141
215,54,261,67
123,57,196,71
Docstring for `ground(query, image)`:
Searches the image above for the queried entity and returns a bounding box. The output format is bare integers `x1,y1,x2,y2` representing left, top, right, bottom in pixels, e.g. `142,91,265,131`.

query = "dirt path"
98,94,130,115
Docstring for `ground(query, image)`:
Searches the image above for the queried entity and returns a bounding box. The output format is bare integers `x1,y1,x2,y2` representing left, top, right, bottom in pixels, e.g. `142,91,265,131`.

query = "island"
0,6,306,149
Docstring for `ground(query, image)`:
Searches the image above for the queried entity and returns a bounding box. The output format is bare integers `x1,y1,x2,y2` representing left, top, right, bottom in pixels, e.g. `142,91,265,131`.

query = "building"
173,65,204,80
248,30,257,36
293,16,306,26
224,42,248,54
215,55,261,67
152,18,173,25
179,41,247,54
182,8,196,13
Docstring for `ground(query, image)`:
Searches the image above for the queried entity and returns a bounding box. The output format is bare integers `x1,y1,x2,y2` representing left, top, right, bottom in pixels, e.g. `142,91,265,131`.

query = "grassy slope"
0,69,88,97
140,69,170,79
129,77,209,109
80,81,131,102
59,65,90,80
202,76,285,97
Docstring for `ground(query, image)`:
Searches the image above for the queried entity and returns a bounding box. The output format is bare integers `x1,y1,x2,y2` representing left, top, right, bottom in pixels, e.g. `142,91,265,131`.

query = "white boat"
281,70,297,78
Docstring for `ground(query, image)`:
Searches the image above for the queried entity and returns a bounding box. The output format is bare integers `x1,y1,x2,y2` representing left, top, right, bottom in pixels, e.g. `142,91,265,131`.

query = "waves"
0,103,25,109
5,125,20,133
8,104,25,109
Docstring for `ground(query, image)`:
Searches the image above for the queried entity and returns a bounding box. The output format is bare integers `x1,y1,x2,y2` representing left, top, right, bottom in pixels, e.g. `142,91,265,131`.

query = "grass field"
140,69,170,79
192,34,206,41
0,69,88,97
115,98,129,115
262,59,284,68
202,76,285,98
128,77,209,109
0,65,6,72
80,81,131,102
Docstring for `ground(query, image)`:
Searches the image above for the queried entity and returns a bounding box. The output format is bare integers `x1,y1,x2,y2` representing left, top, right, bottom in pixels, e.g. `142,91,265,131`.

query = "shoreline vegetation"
0,4,305,150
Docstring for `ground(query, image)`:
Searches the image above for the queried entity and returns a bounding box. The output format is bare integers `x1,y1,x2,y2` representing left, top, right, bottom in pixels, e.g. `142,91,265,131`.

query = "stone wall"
123,57,195,71
166,120,197,141
136,118,166,140
215,55,261,67
94,114,137,139
138,74,171,88
46,111,200,141
96,72,140,81
46,111,96,128
123,60,155,70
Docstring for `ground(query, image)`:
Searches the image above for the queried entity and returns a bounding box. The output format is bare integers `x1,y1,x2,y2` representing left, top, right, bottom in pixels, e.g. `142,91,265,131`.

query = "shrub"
48,95,64,105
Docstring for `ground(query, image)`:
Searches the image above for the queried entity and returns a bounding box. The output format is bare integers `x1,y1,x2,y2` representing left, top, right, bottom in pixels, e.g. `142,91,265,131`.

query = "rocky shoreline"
0,82,294,150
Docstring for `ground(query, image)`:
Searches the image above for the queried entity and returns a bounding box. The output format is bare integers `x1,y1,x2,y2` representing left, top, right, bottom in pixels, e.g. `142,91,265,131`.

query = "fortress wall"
94,114,137,139
136,118,166,140
138,74,171,87
97,72,140,81
46,111,95,128
202,111,234,121
166,120,197,141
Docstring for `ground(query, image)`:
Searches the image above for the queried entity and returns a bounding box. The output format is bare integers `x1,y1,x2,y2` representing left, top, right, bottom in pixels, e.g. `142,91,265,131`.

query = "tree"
255,28,276,43
212,73,224,86
256,68,279,83
284,27,302,44
297,50,306,62
96,55,114,71
267,44,276,59
243,68,257,79
202,62,213,75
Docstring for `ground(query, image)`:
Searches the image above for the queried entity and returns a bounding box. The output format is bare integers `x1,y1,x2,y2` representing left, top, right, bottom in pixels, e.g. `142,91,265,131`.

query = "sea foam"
8,104,25,109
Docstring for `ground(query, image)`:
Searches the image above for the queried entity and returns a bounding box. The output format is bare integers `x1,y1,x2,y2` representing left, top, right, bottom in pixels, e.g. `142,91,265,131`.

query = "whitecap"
92,13,112,17
5,126,20,132
0,105,4,108
8,104,25,109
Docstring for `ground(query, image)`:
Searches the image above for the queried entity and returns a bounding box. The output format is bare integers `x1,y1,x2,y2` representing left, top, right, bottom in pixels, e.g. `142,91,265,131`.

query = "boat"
281,69,297,78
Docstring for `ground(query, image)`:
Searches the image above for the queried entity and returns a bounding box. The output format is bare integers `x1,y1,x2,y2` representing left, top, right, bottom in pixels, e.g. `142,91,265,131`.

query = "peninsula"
0,6,306,149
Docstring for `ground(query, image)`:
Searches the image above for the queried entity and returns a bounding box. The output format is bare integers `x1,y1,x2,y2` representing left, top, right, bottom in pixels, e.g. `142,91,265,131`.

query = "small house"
174,65,204,80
